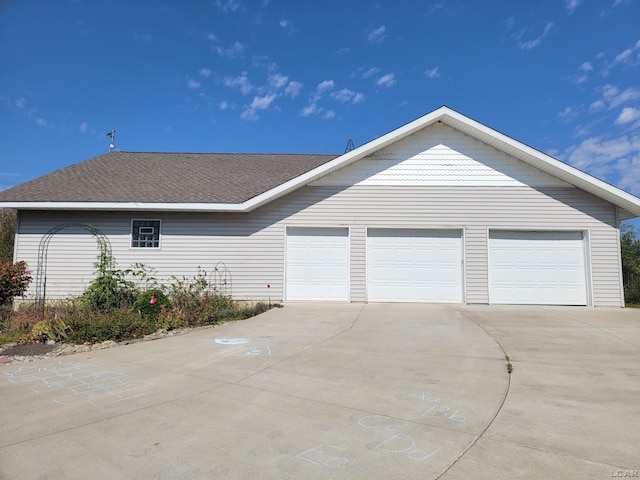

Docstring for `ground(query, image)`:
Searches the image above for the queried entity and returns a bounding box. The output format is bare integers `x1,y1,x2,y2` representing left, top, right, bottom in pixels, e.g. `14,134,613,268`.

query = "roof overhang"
2,106,640,218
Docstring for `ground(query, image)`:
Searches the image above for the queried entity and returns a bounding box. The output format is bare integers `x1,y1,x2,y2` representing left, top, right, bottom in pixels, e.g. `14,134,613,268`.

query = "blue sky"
1,1,639,224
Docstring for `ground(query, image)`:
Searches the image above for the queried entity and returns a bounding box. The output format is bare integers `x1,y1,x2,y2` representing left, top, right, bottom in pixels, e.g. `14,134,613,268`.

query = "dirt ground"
0,342,57,356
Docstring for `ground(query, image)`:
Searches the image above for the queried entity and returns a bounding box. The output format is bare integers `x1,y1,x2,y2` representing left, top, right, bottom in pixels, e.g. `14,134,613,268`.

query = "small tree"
621,222,640,304
0,260,32,306
0,209,17,263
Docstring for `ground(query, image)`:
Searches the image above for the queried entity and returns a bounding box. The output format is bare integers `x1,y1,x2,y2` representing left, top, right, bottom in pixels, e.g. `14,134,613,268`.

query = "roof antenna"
344,138,355,153
106,130,116,152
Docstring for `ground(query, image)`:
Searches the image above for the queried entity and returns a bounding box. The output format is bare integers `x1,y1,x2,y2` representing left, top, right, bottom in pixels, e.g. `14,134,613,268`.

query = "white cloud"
15,97,26,109
566,0,581,14
219,101,228,110
251,55,278,72
207,32,217,42
613,39,640,65
331,88,365,104
362,67,380,78
223,72,252,95
215,0,241,13
249,94,275,110
134,33,152,42
317,80,335,93
268,73,288,89
562,134,640,194
241,93,276,121
367,25,387,43
571,61,593,84
589,100,606,112
216,41,245,59
578,62,593,72
79,122,88,133
199,68,212,77
284,81,302,98
558,106,577,120
616,107,640,125
187,79,201,89
323,110,335,120
376,73,396,87
34,117,49,128
564,135,639,169
300,102,317,117
337,47,351,55
602,85,640,109
424,66,441,79
279,19,290,28
519,22,553,50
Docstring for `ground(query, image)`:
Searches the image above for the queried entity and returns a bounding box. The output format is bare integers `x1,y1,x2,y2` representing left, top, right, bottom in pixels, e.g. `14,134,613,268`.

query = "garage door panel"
367,229,463,303
489,231,587,305
286,227,349,301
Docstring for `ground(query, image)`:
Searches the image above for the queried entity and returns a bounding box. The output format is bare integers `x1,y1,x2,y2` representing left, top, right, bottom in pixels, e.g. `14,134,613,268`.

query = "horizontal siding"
350,226,366,302
465,227,489,304
312,123,569,188
15,184,621,306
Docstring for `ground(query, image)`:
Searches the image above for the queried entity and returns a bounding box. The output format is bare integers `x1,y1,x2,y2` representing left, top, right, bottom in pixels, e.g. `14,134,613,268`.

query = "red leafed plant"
0,261,32,306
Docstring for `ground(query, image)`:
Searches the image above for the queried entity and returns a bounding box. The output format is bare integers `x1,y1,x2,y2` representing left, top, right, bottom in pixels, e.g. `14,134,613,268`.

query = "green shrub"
65,308,156,343
625,280,640,305
132,289,172,321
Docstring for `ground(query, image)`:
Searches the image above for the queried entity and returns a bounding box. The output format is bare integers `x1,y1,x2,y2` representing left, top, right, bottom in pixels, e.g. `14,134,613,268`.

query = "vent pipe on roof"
344,138,355,153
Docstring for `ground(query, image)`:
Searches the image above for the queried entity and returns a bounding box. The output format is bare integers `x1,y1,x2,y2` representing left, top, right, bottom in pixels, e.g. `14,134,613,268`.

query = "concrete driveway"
1,304,638,479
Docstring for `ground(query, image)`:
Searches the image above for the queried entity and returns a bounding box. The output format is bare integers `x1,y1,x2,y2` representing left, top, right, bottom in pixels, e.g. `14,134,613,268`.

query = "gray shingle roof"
0,152,339,204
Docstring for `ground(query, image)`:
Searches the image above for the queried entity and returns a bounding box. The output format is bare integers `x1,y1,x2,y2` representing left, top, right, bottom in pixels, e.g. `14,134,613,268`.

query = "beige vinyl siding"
350,226,366,302
465,228,490,304
15,183,621,306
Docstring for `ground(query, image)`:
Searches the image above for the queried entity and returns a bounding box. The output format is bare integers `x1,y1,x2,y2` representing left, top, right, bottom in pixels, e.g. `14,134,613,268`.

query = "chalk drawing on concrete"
215,337,250,345
0,361,151,407
222,345,272,357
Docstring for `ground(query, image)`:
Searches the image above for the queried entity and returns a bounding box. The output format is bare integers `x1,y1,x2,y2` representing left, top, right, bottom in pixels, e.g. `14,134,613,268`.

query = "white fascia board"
0,201,247,212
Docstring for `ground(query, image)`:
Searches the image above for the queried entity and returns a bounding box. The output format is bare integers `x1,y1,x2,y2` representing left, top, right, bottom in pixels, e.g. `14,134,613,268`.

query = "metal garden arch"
35,223,111,309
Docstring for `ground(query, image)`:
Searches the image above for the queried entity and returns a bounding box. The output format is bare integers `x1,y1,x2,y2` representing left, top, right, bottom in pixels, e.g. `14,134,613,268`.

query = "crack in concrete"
434,306,512,479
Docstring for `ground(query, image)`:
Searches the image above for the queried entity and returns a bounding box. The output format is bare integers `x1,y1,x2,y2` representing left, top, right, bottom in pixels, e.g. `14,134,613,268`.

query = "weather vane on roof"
106,130,116,152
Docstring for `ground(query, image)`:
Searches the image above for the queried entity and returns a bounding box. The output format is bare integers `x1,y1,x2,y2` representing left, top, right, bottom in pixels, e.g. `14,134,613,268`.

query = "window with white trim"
131,220,161,248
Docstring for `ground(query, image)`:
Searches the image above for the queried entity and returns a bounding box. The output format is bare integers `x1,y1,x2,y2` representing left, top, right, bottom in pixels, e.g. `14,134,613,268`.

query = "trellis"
35,223,111,310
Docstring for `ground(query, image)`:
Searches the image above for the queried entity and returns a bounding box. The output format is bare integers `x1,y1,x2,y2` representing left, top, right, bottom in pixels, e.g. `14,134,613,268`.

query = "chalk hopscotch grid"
1,361,151,407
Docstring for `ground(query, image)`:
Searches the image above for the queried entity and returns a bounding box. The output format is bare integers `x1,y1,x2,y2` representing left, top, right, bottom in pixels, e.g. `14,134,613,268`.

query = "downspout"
13,210,19,263
615,206,625,308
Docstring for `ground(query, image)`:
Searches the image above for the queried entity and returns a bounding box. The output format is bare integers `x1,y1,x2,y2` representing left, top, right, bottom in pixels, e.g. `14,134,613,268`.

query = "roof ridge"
108,151,340,156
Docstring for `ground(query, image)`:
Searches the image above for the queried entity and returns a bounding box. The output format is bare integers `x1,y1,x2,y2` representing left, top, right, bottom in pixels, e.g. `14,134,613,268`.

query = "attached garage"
366,228,463,303
285,227,350,301
488,230,588,305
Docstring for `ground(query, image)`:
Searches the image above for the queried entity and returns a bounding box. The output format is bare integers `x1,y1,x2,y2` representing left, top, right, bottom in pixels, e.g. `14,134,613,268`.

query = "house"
1,106,640,306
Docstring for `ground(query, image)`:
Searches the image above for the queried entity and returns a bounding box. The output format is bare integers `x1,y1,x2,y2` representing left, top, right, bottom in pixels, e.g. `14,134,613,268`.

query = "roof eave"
0,201,248,213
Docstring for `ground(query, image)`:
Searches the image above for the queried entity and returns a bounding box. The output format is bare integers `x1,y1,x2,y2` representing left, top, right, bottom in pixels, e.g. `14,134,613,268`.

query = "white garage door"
286,227,349,301
489,231,587,305
367,229,463,303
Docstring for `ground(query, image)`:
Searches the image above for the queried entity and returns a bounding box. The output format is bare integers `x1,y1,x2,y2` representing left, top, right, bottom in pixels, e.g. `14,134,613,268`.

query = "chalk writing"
358,414,401,431
422,405,466,423
214,338,249,345
404,391,440,403
372,433,441,462
1,361,151,407
221,344,272,357
404,390,466,423
296,444,349,469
